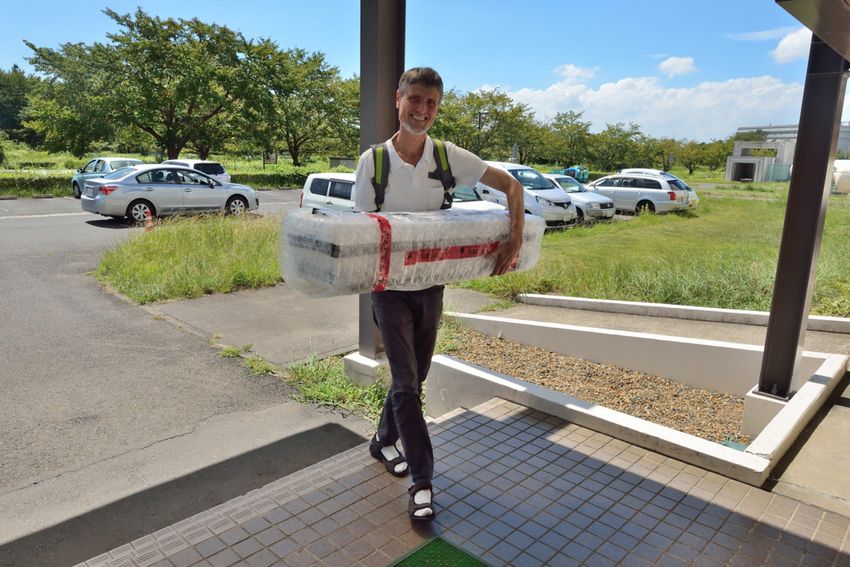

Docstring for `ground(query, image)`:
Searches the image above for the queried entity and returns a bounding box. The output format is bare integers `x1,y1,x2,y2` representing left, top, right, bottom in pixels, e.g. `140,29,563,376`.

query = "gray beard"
401,120,429,136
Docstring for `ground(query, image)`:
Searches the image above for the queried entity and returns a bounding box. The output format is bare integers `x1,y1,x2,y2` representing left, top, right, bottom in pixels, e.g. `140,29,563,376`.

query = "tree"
240,45,351,165
430,88,533,160
678,141,704,175
733,128,767,142
24,42,114,156
0,65,41,145
549,111,591,166
25,8,253,158
703,139,733,171
589,123,644,171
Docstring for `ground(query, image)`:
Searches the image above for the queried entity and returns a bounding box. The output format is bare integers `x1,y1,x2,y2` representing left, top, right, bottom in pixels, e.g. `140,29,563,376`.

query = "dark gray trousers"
371,285,444,492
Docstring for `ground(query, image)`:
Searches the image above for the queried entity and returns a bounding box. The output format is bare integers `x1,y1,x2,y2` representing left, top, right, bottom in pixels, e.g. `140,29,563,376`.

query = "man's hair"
398,67,444,100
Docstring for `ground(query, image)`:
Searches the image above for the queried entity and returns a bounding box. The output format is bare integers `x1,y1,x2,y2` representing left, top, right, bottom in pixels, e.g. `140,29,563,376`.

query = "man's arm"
479,166,525,275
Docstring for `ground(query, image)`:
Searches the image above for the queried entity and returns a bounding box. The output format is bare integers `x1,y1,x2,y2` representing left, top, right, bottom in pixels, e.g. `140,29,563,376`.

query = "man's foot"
408,487,434,521
369,435,408,477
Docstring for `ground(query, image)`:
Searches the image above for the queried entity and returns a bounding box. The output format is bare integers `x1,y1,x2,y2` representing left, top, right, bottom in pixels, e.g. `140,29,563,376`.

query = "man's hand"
491,238,521,276
479,165,525,276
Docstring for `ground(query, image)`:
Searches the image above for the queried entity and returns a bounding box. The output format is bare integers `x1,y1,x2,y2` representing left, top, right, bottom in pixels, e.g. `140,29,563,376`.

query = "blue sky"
2,0,845,141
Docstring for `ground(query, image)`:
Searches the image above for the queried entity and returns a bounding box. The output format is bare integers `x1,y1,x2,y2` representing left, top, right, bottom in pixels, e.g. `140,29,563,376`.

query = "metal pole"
757,35,849,399
358,0,405,358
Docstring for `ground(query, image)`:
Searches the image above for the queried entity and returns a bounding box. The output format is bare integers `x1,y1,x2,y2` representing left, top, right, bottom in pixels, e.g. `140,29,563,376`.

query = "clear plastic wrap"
280,208,545,297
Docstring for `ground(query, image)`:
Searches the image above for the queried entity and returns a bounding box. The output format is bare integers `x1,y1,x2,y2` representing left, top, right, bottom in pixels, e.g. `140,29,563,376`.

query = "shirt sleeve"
353,148,376,212
445,141,488,189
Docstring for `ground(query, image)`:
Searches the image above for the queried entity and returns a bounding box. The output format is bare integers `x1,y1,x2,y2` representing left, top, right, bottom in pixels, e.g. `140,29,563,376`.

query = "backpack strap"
370,143,390,212
428,139,456,210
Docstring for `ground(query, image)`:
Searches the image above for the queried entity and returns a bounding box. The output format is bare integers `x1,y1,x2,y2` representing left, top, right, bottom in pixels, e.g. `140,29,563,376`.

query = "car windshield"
196,163,225,175
554,176,585,193
510,168,553,191
452,186,481,202
111,159,142,170
103,167,134,179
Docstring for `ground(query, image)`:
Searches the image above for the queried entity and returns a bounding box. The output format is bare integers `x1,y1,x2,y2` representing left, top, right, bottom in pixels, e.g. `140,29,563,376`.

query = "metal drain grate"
390,537,489,566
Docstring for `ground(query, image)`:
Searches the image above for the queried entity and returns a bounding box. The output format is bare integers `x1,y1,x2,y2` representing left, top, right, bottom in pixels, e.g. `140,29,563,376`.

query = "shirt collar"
387,135,433,169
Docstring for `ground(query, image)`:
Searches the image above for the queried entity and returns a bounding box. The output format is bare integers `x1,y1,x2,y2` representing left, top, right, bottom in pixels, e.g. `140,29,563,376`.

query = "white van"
299,172,505,212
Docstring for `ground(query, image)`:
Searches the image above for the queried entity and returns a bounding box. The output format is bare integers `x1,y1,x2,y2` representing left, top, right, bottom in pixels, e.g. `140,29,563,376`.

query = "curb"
516,294,850,334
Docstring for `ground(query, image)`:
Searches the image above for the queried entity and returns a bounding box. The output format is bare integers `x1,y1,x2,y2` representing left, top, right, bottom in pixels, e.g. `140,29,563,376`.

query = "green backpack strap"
427,139,456,209
370,143,390,212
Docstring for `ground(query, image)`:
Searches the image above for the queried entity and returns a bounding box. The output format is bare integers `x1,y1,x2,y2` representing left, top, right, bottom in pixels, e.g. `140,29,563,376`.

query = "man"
354,67,524,521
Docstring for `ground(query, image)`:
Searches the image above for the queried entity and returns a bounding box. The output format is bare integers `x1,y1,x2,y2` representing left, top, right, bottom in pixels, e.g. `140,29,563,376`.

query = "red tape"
404,241,501,266
366,213,392,292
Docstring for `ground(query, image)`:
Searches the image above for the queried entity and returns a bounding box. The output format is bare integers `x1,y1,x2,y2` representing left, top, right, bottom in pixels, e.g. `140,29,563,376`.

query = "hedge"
0,172,69,192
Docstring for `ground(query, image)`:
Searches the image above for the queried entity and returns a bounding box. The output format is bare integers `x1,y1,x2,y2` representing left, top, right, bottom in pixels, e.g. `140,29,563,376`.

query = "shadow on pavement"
0,423,366,567
85,218,130,229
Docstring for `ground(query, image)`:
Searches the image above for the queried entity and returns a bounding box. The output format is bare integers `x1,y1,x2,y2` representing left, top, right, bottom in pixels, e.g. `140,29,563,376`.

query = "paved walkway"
77,399,849,567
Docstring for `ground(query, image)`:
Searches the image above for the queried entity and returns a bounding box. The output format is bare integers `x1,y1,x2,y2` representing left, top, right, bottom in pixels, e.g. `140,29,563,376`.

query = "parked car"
81,164,258,222
833,160,850,193
477,161,577,228
299,172,505,212
161,159,231,183
588,171,690,214
71,157,143,198
617,168,699,210
541,173,615,222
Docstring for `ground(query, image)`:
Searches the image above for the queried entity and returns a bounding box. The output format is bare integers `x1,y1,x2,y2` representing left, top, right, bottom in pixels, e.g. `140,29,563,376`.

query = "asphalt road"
0,191,373,565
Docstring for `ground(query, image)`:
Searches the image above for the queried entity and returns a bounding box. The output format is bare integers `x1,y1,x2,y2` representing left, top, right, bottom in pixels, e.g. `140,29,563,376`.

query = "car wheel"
72,182,81,199
576,208,585,223
126,200,155,224
636,200,655,214
226,196,248,215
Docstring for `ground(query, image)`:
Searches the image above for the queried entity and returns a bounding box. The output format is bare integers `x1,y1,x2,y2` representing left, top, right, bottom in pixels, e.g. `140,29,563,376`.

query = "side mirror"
76,168,82,173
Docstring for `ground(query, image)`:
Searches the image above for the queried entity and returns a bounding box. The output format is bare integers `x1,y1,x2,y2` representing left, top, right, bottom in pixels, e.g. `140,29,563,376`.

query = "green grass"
286,355,387,424
96,192,850,317
96,214,281,303
459,193,850,317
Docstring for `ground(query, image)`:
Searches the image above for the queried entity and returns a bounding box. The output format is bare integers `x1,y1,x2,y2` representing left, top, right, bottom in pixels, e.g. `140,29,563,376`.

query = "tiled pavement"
77,398,850,567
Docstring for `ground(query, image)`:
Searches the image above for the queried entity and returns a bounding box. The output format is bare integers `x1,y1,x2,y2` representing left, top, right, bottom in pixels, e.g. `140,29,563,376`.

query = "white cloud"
771,28,811,63
494,75,805,141
658,56,697,77
727,27,798,41
554,64,596,81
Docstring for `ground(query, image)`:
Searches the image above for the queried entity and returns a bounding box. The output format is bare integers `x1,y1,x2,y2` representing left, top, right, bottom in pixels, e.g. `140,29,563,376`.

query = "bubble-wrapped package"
280,208,545,297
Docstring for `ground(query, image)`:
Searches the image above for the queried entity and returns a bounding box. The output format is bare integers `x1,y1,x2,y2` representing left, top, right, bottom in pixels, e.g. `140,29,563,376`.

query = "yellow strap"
434,140,449,171
375,147,385,184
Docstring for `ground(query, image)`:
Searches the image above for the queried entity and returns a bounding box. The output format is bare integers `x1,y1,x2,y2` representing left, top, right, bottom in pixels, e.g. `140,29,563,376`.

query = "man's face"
396,83,441,135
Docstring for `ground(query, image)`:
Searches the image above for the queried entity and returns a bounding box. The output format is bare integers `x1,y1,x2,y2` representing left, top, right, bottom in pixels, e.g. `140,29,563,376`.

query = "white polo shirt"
353,136,487,213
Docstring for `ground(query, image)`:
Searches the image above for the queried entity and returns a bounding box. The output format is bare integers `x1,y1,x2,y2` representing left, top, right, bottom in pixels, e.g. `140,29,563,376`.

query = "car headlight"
588,202,600,209
535,196,555,207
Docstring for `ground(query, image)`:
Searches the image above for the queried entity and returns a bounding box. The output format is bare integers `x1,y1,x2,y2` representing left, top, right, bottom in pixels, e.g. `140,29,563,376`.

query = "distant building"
726,140,796,182
735,122,850,152
726,122,850,182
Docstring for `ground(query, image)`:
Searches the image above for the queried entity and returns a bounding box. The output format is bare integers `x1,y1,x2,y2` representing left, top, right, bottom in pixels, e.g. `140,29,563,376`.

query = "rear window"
111,159,142,170
310,178,330,196
195,163,225,175
103,167,133,180
329,180,352,200
668,179,689,190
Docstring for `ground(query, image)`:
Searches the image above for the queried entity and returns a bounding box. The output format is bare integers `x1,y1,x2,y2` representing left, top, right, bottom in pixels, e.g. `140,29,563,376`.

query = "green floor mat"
390,537,489,566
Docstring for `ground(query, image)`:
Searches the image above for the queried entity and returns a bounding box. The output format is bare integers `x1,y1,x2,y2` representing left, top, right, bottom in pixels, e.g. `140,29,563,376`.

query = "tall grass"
96,214,280,303
461,194,850,317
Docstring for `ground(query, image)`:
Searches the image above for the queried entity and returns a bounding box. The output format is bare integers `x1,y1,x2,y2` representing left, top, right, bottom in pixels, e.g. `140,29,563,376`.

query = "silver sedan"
81,164,259,222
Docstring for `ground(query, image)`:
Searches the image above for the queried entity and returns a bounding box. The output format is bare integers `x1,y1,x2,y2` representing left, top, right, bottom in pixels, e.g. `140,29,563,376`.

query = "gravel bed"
449,327,752,446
